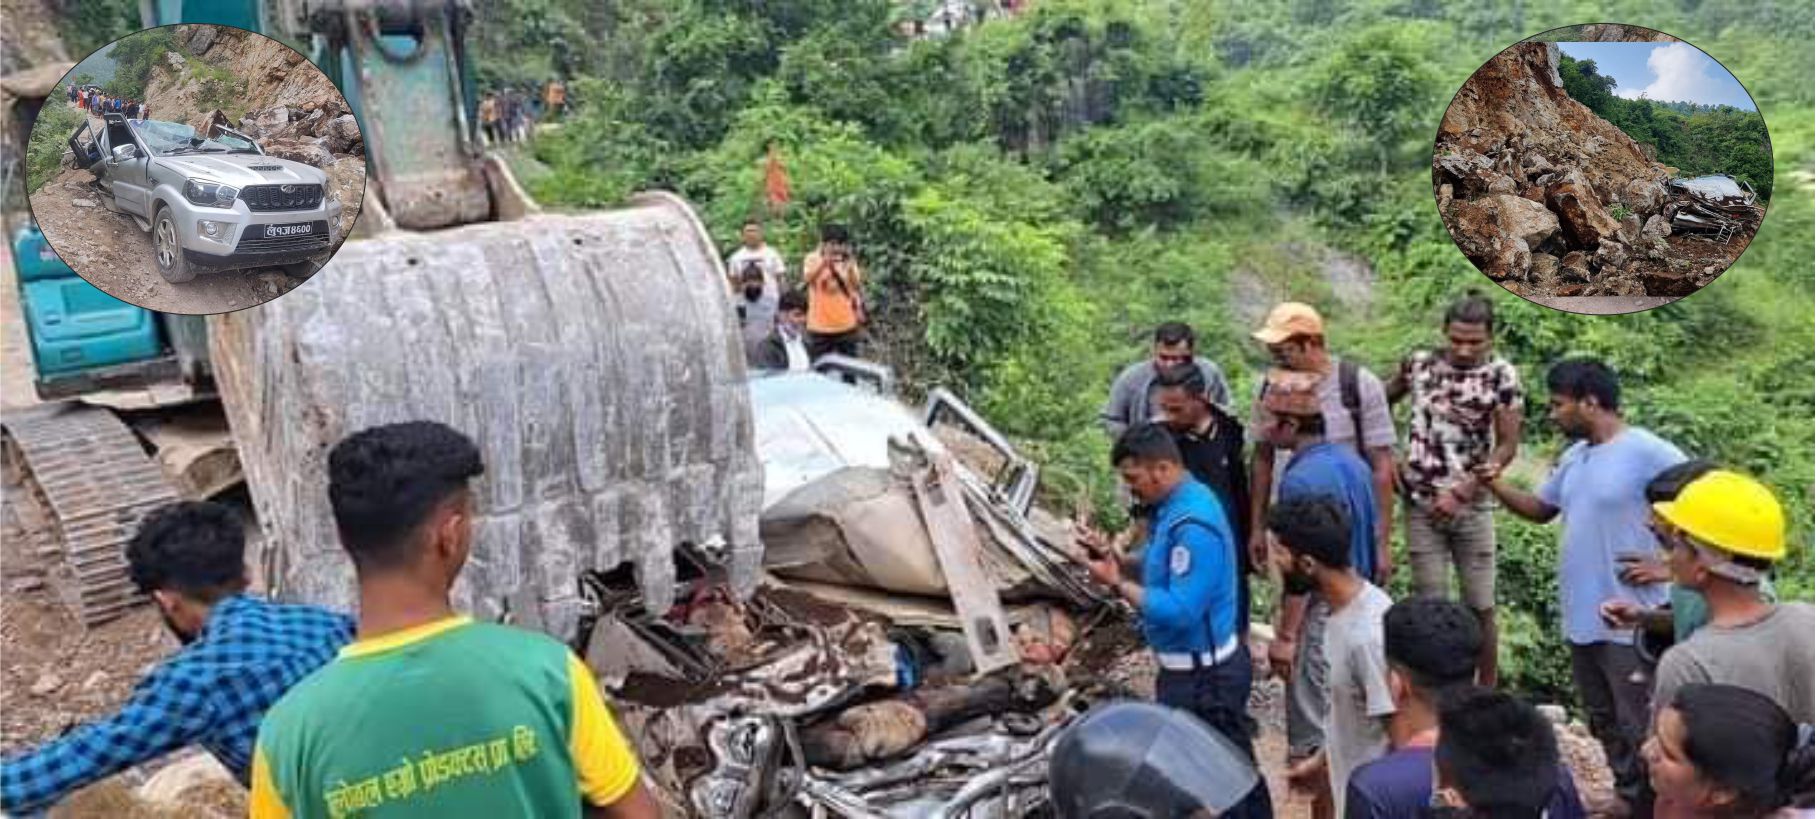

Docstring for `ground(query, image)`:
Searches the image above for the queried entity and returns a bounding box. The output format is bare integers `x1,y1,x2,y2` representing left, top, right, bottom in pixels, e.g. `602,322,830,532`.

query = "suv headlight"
183,178,239,207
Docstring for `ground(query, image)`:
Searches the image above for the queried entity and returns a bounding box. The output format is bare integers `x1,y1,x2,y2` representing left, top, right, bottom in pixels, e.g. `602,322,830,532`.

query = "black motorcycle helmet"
1049,701,1260,818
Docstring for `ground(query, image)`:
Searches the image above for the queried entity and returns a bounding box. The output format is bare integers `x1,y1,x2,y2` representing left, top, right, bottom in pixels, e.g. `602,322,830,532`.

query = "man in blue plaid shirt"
0,502,353,814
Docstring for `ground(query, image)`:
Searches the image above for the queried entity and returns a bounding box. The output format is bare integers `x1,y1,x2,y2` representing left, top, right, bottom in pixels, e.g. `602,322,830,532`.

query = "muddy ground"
28,106,365,315
1,477,247,818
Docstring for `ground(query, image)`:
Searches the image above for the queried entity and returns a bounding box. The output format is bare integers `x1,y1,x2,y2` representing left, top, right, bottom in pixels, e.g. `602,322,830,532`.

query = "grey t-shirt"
1100,357,1233,437
1323,582,1396,818
1652,602,1814,724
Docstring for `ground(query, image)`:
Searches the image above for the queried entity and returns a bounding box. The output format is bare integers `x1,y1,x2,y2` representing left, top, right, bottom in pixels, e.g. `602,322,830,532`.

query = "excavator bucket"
208,192,764,642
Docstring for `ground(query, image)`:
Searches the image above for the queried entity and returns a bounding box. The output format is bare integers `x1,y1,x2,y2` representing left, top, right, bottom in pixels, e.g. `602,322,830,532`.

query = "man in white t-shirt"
726,220,788,294
1268,493,1395,819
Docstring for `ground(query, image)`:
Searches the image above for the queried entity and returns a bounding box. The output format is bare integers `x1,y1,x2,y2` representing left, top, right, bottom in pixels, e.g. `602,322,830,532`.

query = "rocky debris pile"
217,100,363,169
1435,42,1753,299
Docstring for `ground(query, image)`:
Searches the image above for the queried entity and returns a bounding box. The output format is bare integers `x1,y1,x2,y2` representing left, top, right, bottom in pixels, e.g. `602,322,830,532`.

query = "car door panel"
67,121,100,170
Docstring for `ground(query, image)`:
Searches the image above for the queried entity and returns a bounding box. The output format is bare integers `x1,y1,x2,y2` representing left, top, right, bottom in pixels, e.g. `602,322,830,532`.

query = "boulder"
186,25,216,53
1618,214,1642,245
1521,152,1555,179
1641,268,1699,297
1542,42,1564,87
324,115,362,154
1594,238,1629,271
1547,171,1622,248
1530,253,1560,282
1447,198,1535,281
262,138,335,168
1591,274,1647,297
1435,151,1491,181
1435,151,1518,199
1623,178,1667,217
1486,194,1561,247
1642,214,1671,242
1559,251,1591,282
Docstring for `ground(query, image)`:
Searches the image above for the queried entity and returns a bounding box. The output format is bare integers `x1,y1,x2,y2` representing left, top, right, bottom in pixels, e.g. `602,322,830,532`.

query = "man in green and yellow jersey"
249,421,660,819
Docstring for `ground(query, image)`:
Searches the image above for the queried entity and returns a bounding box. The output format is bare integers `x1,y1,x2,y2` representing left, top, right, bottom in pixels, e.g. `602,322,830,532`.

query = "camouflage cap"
1260,368,1323,417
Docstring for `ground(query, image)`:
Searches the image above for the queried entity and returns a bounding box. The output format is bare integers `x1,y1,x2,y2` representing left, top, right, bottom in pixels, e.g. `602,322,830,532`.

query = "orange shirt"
803,249,864,333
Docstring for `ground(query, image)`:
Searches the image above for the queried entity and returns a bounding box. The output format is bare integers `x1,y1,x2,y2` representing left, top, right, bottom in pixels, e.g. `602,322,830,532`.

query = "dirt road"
31,164,303,314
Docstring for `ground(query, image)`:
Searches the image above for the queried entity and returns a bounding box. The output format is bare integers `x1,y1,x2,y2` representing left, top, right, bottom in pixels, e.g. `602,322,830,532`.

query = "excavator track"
2,404,177,627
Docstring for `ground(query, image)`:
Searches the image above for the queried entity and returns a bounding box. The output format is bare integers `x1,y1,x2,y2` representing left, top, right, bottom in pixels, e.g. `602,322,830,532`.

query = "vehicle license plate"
264,223,313,238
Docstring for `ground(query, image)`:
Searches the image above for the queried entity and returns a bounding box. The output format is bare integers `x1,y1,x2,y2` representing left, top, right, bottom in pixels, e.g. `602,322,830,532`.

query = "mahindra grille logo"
279,184,296,193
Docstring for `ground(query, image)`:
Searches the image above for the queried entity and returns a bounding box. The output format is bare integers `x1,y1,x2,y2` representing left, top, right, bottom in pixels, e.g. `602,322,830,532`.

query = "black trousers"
1571,641,1654,816
1155,647,1275,818
806,328,862,360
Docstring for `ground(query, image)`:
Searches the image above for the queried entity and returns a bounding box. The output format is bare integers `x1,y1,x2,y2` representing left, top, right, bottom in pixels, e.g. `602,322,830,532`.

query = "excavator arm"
145,0,535,232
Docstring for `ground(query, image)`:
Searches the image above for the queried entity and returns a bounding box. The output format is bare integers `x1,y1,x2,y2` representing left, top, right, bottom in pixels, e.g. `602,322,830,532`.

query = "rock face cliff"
146,25,364,170
1433,41,1756,299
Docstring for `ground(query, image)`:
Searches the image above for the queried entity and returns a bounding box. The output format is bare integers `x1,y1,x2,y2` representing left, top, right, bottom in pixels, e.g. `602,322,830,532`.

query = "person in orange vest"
543,79,566,121
801,223,866,360
477,92,501,145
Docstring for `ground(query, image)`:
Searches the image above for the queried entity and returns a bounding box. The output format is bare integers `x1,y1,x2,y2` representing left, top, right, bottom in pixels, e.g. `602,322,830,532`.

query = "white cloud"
1614,43,1730,104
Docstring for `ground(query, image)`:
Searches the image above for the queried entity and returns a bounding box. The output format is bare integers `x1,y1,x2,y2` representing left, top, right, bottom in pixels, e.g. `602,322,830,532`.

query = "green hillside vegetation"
99,29,178,100
24,101,83,193
1557,53,1774,199
489,0,1813,704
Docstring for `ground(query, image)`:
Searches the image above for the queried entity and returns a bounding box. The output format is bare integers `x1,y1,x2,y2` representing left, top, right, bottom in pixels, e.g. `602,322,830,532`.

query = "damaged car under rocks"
579,364,1151,818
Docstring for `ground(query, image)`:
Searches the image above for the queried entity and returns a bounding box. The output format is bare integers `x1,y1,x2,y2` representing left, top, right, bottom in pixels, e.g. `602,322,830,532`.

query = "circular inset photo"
1433,23,1770,315
25,24,366,314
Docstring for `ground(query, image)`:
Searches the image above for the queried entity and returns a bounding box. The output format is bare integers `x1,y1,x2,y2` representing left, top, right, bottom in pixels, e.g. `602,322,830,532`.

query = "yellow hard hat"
1651,470,1786,562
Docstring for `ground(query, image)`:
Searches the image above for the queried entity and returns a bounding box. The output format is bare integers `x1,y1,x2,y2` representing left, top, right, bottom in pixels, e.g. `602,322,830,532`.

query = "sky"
1558,42,1757,110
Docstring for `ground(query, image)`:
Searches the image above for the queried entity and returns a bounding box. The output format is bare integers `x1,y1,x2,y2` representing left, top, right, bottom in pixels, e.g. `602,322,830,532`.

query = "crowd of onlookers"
476,80,565,147
68,84,147,119
725,220,868,370
1060,294,1813,818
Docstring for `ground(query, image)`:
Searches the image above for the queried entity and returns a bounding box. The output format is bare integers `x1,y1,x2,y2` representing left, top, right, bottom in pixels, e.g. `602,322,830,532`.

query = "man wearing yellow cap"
1649,469,1812,724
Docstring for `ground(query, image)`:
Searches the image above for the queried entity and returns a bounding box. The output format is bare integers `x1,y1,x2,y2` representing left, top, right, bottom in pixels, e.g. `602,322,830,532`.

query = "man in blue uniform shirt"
1081,423,1273,819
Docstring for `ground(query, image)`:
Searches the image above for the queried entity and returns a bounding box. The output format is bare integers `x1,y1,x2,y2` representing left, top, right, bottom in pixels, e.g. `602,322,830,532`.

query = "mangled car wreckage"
589,365,1135,818
1663,173,1763,244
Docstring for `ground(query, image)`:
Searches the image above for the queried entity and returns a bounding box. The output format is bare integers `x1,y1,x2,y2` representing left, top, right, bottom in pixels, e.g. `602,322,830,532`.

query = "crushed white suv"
69,112,343,283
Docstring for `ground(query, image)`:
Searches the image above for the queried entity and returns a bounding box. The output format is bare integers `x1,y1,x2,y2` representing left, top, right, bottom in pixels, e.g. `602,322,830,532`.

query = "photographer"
801,223,866,360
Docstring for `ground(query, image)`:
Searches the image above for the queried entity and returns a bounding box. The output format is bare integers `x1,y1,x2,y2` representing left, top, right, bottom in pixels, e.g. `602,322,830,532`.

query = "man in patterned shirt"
1384,291,1522,687
0,502,354,814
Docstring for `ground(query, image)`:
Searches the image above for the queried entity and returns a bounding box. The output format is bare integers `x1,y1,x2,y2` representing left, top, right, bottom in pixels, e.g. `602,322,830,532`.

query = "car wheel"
154,207,196,283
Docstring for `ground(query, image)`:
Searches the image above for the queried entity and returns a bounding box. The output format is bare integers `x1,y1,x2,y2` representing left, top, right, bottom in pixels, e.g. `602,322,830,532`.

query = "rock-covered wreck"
589,364,1136,818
